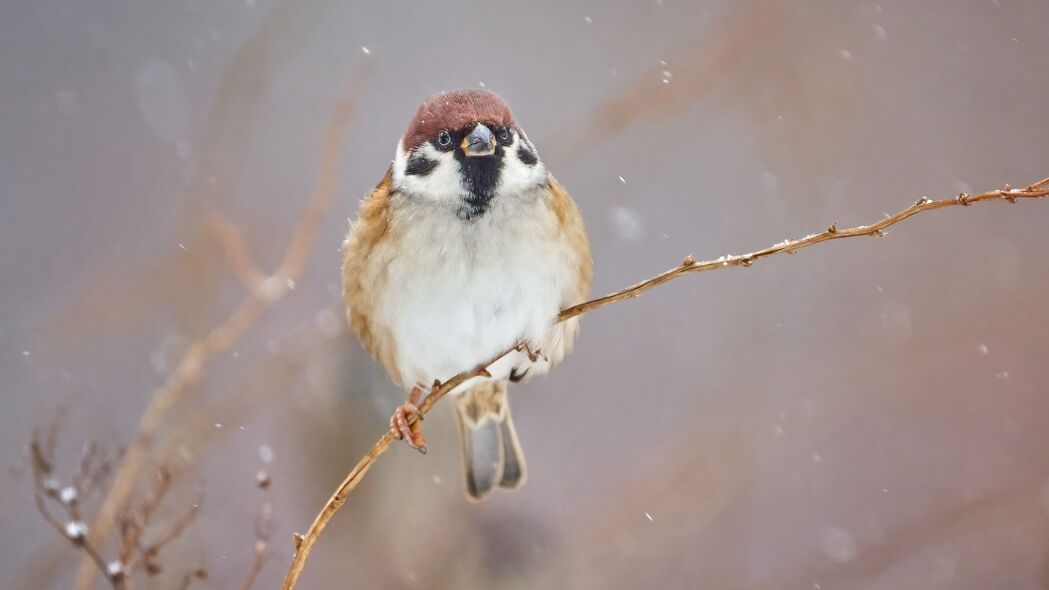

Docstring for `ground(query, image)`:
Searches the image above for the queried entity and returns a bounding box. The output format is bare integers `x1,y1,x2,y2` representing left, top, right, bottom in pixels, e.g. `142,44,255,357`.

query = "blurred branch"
30,422,202,590
74,76,366,590
545,1,778,165
239,477,275,590
177,567,208,590
281,175,1049,589
206,216,267,292
30,429,113,587
33,412,285,589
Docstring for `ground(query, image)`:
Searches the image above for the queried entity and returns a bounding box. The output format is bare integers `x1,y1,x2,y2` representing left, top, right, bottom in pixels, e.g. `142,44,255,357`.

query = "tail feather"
453,380,526,501
497,414,526,490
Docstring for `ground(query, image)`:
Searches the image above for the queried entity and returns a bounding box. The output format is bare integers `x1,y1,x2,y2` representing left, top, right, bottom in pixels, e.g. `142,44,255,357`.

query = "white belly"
366,189,578,389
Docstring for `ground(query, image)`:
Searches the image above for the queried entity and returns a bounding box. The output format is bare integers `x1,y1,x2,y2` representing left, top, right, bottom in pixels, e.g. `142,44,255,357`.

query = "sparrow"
341,89,591,500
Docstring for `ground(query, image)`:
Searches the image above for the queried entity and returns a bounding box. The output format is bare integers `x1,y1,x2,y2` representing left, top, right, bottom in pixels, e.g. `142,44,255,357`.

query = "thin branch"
136,494,202,569
178,567,208,590
559,179,1049,321
239,499,274,590
76,75,366,589
206,216,267,293
29,434,118,589
280,356,503,589
281,175,1049,589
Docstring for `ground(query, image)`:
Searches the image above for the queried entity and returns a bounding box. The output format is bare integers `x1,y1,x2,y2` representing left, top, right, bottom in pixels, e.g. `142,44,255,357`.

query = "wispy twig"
74,75,367,590
239,491,274,590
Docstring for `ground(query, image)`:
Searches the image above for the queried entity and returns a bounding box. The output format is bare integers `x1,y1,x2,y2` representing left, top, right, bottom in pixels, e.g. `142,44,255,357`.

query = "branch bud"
59,486,78,506
106,561,125,581
43,477,60,496
65,521,88,543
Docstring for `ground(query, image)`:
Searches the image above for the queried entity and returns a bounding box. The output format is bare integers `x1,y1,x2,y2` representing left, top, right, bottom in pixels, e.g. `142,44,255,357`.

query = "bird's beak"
461,123,496,157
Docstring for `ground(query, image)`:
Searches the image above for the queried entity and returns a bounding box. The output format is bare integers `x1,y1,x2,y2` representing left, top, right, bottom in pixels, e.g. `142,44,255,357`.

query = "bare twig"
177,567,208,590
239,499,274,590
29,430,121,589
30,418,207,590
75,77,366,589
135,494,202,573
558,179,1049,321
281,176,1049,589
280,354,505,589
206,216,267,293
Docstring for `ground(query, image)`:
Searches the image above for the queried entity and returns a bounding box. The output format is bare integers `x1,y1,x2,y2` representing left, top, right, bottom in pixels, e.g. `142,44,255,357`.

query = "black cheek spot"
405,153,438,176
516,145,538,167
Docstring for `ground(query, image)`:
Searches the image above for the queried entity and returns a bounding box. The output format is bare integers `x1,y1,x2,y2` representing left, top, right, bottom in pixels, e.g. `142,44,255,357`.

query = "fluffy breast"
343,174,590,391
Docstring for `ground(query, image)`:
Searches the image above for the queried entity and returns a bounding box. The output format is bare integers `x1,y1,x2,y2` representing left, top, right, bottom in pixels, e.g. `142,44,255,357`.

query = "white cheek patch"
392,139,464,204
497,133,546,197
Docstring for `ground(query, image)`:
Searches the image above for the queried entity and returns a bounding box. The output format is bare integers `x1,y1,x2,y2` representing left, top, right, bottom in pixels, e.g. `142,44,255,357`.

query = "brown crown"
402,89,517,150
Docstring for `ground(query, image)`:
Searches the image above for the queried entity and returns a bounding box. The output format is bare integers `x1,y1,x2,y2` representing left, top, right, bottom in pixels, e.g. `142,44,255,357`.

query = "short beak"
461,123,496,157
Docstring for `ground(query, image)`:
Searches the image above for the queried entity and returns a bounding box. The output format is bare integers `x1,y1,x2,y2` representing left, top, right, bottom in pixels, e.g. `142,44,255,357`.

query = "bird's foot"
515,341,546,363
389,395,427,454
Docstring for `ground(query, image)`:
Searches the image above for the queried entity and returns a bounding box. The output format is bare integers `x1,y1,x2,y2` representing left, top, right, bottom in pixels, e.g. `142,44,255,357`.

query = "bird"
341,89,592,500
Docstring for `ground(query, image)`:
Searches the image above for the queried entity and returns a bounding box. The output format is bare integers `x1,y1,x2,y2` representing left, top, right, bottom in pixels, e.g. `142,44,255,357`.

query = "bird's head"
391,89,546,219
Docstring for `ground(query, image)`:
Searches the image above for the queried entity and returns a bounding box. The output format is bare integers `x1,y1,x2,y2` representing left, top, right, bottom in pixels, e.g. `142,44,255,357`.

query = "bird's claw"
516,342,545,362
389,402,427,454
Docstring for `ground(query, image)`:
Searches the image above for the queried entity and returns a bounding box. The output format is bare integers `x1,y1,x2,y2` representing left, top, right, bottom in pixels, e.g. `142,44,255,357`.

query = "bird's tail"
453,379,526,501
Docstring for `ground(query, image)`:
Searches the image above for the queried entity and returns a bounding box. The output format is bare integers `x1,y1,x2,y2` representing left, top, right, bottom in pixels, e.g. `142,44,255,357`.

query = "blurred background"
3,1,1049,588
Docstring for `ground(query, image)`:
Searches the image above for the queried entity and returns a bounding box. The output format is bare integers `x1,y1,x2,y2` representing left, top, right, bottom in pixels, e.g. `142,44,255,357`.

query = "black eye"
497,127,512,145
436,130,452,148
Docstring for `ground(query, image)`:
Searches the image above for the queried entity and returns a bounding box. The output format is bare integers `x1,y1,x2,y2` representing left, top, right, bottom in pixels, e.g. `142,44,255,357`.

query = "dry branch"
281,176,1049,589
239,487,275,590
30,422,202,590
74,79,366,590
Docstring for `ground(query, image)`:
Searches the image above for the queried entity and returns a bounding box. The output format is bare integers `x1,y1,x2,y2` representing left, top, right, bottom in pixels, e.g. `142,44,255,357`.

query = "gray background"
3,1,1049,588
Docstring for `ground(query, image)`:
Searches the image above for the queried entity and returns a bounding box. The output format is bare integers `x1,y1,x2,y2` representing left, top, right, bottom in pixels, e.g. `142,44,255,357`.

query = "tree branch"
281,175,1049,589
75,75,367,590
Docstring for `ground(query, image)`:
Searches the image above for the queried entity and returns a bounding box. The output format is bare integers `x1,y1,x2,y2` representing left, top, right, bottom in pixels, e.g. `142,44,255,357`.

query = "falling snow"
610,206,644,242
819,525,857,563
315,308,342,339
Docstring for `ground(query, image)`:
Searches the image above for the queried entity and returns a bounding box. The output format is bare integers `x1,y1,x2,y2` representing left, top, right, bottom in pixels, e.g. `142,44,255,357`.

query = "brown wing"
341,167,405,386
509,173,592,373
546,173,593,308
